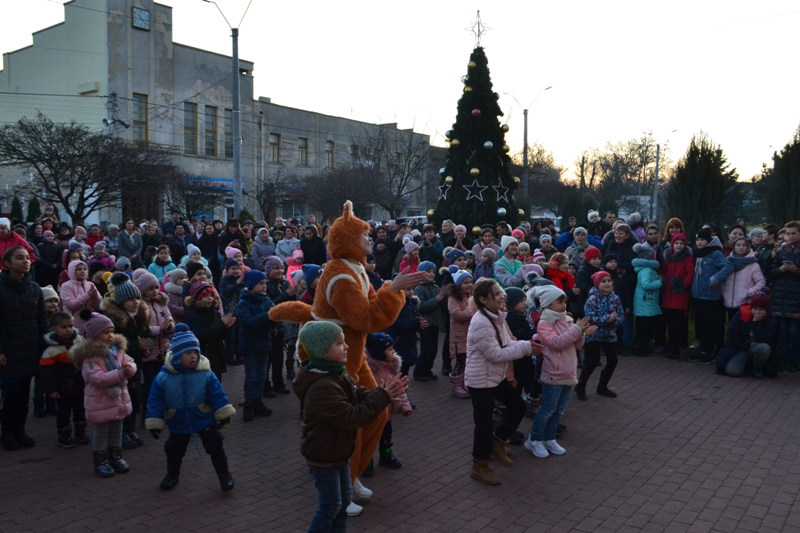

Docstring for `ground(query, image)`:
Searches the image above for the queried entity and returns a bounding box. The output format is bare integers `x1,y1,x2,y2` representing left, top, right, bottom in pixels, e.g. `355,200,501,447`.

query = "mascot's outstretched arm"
269,301,313,324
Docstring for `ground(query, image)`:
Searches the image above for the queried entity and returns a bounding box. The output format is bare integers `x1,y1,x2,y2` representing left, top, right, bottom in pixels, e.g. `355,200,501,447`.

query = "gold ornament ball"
444,176,454,185
472,226,482,236
513,176,521,186
427,209,435,218
450,139,460,148
518,209,525,217
468,61,477,69
464,86,473,93
501,124,510,133
470,168,480,177
502,144,510,153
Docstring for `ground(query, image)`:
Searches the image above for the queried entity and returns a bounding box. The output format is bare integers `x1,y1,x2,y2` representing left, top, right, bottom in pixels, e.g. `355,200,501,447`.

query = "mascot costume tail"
269,201,406,484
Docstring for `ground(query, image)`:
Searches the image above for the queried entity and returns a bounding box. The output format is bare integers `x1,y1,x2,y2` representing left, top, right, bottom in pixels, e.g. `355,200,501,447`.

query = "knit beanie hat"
111,272,141,305
505,287,526,310
225,246,241,259
518,242,530,252
446,249,465,264
671,233,687,246
73,226,87,237
224,258,239,271
633,243,655,260
591,270,612,288
366,332,395,361
115,256,131,271
41,284,59,302
584,247,602,262
185,260,206,279
511,229,525,240
170,323,201,370
539,233,552,243
602,254,617,265
187,244,201,257
627,212,642,225
43,230,55,239
88,261,107,278
80,310,115,340
748,228,765,240
455,224,467,234
290,270,305,285
292,248,304,261
749,295,770,312
133,270,159,294
366,253,375,262
448,265,473,287
167,268,187,284
534,285,566,310
189,280,214,301
299,322,343,359
532,249,545,262
243,270,267,291
500,235,517,253
69,241,84,251
696,227,713,242
0,217,10,229
588,210,600,221
263,256,284,274
417,261,436,272
302,264,323,287
522,263,544,277
481,248,497,263
107,224,119,232
573,227,588,236
404,240,419,253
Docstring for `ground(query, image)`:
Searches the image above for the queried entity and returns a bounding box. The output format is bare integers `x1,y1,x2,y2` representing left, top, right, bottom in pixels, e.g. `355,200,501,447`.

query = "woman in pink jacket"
525,285,595,460
447,266,475,398
60,260,102,336
69,310,136,478
721,238,766,321
465,278,538,486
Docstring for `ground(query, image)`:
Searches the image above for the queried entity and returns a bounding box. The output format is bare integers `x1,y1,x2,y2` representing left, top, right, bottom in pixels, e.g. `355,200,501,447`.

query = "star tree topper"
467,11,491,47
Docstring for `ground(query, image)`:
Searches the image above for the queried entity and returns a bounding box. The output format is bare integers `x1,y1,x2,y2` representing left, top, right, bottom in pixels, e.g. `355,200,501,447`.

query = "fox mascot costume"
269,201,407,484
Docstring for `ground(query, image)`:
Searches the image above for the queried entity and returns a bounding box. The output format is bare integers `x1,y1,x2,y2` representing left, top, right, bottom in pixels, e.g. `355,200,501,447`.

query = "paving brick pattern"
2,353,800,532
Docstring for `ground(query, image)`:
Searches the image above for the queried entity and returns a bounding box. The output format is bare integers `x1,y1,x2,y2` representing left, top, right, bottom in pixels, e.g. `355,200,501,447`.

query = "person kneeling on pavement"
716,295,778,379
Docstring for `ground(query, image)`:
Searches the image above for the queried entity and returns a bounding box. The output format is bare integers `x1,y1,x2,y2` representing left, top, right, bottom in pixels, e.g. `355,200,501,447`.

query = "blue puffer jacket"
237,289,274,356
584,287,625,343
633,258,662,317
145,353,235,434
386,295,422,367
692,238,734,301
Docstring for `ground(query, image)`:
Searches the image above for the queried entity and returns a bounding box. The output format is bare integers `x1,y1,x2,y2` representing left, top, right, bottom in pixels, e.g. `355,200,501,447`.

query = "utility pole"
652,144,660,223
232,27,242,218
522,108,528,181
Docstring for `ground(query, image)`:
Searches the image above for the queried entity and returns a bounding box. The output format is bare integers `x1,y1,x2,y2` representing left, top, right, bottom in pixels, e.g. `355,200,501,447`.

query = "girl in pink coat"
69,310,136,478
721,238,767,320
60,260,102,336
525,285,596,460
447,266,475,398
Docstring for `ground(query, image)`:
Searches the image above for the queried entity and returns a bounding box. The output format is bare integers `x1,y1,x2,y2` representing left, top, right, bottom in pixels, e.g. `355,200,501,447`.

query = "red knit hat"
584,246,602,262
750,295,770,312
190,281,215,301
671,233,687,246
591,270,612,288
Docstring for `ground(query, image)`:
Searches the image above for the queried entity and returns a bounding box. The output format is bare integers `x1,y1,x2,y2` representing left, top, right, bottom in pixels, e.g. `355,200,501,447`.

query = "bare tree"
248,170,293,223
163,176,227,221
510,142,566,216
300,167,374,221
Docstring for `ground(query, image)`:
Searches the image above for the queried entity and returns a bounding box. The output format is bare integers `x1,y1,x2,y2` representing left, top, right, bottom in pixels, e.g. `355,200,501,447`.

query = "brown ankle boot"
491,440,513,466
471,460,501,485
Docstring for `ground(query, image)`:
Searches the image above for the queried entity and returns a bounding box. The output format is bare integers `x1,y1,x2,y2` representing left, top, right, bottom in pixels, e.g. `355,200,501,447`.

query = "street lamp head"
545,86,552,90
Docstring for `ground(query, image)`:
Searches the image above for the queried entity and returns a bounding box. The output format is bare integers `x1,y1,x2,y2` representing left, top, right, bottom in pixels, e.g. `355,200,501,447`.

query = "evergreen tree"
10,196,23,224
761,127,800,224
560,188,592,228
664,133,738,238
26,196,41,222
599,197,619,219
432,47,519,233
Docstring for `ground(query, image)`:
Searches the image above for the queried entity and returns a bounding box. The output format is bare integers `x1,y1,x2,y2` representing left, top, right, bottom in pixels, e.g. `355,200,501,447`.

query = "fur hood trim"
163,350,211,373
164,282,183,296
44,328,79,347
69,334,127,368
147,292,169,307
366,351,402,375
103,298,151,330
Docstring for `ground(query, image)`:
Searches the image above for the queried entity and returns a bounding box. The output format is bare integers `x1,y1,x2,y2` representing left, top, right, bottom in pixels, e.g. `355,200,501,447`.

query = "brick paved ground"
2,352,800,533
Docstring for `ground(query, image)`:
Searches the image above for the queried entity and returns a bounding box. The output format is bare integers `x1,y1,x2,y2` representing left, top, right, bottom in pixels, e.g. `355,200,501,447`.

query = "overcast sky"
2,0,799,180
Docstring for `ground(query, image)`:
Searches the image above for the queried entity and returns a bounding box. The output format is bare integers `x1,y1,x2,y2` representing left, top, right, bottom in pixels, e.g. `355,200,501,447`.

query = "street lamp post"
504,86,552,181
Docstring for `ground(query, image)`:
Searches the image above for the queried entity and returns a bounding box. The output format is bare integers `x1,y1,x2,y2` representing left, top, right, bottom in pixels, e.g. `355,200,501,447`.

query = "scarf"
539,308,574,325
728,254,757,272
106,345,122,371
307,358,346,373
567,241,589,264
126,230,135,247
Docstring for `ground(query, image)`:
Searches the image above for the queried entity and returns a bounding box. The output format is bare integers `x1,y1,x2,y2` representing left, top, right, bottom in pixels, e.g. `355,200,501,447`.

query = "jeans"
529,383,572,442
468,379,526,461
0,376,32,435
779,318,800,367
725,343,771,377
243,354,268,401
308,464,351,533
415,327,439,377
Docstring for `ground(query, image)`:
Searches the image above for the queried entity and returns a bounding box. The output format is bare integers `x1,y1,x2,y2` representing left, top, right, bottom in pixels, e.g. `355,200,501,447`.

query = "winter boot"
124,416,143,447
160,473,179,491
575,367,592,401
253,400,273,417
1,431,19,451
93,450,115,478
57,426,76,448
108,448,130,473
219,472,234,492
491,440,513,467
471,460,501,485
14,430,35,448
378,446,402,469
449,373,470,399
596,371,617,398
74,421,90,444
361,459,374,478
242,402,255,422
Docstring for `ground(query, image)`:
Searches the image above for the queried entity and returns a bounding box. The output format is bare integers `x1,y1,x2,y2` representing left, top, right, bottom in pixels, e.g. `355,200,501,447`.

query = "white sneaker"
352,478,372,500
524,439,549,458
346,501,363,516
543,440,566,455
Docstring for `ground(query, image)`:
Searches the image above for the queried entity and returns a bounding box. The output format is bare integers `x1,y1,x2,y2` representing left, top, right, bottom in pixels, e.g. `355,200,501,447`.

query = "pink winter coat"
70,335,135,424
60,261,102,336
165,281,185,323
448,296,475,356
465,309,532,389
536,312,584,386
145,292,174,362
89,253,116,272
365,353,412,421
721,252,766,309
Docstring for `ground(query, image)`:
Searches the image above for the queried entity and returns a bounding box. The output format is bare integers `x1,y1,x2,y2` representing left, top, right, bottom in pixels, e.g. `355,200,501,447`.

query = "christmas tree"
432,42,520,233
10,196,23,224
26,197,41,222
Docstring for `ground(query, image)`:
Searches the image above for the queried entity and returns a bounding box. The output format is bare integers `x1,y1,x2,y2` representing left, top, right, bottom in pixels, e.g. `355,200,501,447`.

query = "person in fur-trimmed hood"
145,323,235,492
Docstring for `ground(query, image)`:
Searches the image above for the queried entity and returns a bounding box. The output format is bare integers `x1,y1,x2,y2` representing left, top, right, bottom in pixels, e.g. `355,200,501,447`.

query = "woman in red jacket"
660,234,695,358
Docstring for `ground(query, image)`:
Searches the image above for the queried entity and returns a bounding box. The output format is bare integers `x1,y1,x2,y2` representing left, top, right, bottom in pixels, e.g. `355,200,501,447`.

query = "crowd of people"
0,202,798,532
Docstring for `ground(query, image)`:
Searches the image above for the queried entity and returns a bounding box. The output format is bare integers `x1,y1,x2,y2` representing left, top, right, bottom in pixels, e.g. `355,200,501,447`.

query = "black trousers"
468,379,526,461
265,331,286,390
415,327,439,377
635,315,658,349
164,425,228,477
583,342,618,384
693,298,726,354
663,308,688,356
379,420,393,449
56,393,86,428
0,377,32,435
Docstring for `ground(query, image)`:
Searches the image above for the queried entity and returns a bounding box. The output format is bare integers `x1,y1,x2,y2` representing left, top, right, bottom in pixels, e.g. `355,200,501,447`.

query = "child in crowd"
219,259,245,366
465,250,477,274
284,271,305,380
286,249,305,283
88,243,116,271
466,278,537,486
504,287,540,415
145,324,235,492
770,221,800,372
238,270,275,421
716,295,777,378
103,225,120,257
474,248,496,281
148,245,176,280
414,260,447,381
40,312,87,447
518,242,533,264
632,243,662,356
184,280,236,381
70,310,136,477
568,261,579,278
525,286,594,459
602,254,633,353
577,271,624,400
224,246,251,277
263,256,299,396
181,244,207,267
447,266,475,398
300,264,323,306
364,333,412,476
89,262,108,296
546,253,577,295
164,269,187,323
387,284,426,378
60,260,102,336
721,237,766,320
660,234,695,358
365,253,384,292
494,236,525,289
573,247,602,319
690,228,733,365
538,234,558,262
42,284,61,316
58,246,85,288
399,240,421,273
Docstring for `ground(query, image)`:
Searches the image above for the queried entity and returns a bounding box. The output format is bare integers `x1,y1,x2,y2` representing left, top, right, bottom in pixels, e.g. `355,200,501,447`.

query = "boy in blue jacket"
146,324,236,492
387,287,427,378
237,270,275,421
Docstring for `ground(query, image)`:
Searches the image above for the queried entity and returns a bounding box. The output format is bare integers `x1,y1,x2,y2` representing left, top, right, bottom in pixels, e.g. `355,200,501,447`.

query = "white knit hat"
500,235,517,253
534,285,566,310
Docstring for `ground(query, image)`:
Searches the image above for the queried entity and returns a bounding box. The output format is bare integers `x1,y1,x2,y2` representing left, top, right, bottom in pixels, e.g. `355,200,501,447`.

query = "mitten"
671,275,684,294
217,417,230,428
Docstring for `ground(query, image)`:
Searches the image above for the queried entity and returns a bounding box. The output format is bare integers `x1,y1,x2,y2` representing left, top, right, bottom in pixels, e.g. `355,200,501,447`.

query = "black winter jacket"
769,243,800,317
0,271,49,379
716,308,778,377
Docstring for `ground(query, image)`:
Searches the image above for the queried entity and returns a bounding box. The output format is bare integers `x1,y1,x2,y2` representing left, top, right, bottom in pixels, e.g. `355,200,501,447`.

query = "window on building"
298,137,309,166
269,133,281,162
325,140,335,169
224,109,233,158
184,103,197,154
132,93,147,144
350,145,359,167
205,106,217,157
